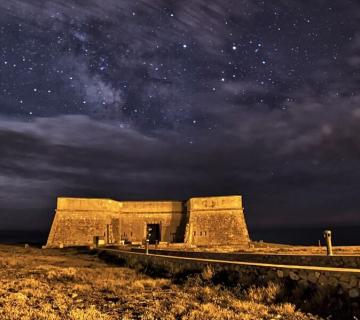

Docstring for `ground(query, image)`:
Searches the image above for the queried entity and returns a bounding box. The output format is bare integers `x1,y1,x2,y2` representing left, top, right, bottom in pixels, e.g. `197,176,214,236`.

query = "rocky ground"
0,244,322,320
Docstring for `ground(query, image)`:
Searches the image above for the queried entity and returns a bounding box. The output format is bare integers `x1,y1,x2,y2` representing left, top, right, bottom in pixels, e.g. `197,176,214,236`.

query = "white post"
323,230,333,256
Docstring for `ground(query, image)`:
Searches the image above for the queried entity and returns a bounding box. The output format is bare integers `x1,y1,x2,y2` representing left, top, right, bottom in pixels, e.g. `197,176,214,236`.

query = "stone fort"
46,195,250,248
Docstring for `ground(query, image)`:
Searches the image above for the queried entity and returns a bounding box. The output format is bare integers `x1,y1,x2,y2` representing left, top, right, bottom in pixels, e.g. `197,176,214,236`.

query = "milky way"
0,0,360,231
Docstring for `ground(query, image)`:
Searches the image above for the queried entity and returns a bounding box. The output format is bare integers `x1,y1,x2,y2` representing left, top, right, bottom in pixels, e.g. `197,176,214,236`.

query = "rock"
339,281,351,290
339,274,349,283
349,276,358,288
349,288,359,298
298,279,308,287
289,271,299,281
307,273,318,284
318,275,327,285
328,277,338,287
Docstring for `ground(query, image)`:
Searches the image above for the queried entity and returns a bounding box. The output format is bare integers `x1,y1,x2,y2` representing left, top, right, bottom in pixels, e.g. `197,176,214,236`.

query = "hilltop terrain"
0,244,321,320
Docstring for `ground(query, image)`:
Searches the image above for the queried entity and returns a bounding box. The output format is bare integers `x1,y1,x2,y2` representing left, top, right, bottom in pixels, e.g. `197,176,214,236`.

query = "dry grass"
0,245,321,320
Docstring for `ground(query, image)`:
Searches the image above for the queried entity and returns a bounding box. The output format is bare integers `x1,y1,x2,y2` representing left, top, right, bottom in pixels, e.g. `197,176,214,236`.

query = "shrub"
245,281,283,304
46,267,77,281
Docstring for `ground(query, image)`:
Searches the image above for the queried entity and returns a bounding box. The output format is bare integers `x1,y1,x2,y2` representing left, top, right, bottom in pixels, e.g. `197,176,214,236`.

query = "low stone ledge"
100,249,360,302
131,248,360,269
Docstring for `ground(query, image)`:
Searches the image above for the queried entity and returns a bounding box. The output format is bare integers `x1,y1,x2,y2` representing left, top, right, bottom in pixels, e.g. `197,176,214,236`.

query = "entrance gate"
147,224,161,244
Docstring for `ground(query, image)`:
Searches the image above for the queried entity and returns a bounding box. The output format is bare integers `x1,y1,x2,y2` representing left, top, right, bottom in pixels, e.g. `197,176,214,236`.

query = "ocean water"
0,225,359,246
0,230,48,245
250,225,360,246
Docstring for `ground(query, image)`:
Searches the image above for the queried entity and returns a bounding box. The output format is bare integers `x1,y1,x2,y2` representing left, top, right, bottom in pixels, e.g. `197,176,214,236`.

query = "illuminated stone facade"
46,195,250,248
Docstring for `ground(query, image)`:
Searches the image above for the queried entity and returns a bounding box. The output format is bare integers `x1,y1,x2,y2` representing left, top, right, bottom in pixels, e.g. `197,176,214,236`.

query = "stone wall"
120,201,185,243
98,249,360,316
121,201,183,213
46,198,187,247
56,197,122,211
46,198,120,247
185,196,250,246
131,248,360,269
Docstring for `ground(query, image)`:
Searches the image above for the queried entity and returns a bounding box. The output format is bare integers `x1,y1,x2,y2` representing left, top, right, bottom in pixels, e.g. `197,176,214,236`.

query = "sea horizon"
1,225,359,246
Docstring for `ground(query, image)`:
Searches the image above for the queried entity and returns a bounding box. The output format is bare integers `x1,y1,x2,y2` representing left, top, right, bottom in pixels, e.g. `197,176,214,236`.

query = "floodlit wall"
46,198,122,247
185,196,250,246
46,198,186,247
56,197,122,211
46,195,250,248
119,201,185,243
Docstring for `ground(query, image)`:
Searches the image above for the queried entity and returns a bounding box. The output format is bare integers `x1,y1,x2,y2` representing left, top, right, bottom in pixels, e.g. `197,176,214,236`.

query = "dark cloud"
0,1,360,231
1,88,360,229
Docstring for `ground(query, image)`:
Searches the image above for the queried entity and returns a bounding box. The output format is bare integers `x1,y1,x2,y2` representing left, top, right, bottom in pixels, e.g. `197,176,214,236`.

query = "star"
0,0,359,238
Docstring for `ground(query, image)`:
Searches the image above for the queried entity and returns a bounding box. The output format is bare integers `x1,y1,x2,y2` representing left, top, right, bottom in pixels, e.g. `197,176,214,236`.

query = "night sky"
1,1,360,232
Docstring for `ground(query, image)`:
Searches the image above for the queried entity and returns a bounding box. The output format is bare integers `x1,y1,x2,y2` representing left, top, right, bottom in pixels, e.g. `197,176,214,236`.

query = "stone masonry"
46,195,250,248
99,249,360,315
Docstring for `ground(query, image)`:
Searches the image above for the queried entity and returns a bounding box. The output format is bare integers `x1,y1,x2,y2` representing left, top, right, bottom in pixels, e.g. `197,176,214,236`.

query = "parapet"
57,197,122,212
121,201,183,214
187,195,242,211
